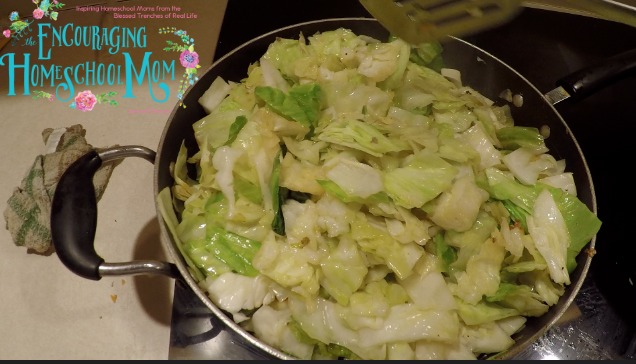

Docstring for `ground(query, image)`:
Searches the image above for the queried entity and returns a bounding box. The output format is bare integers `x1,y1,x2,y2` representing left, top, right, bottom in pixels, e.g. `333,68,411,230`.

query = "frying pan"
50,18,624,359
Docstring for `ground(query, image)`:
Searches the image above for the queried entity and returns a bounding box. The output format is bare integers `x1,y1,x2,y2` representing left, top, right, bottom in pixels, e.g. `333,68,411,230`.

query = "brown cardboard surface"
0,0,227,359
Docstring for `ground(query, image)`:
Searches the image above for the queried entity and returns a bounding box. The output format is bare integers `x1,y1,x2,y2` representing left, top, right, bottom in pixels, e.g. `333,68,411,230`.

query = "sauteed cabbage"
157,28,601,360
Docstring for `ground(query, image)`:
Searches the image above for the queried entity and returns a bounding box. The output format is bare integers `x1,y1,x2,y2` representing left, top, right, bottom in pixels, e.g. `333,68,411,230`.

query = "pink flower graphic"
74,90,97,111
33,8,44,19
2,30,10,38
159,27,200,108
179,49,199,69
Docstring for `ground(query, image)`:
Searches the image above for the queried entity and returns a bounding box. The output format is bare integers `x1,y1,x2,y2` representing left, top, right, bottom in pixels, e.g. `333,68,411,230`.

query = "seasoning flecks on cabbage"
157,27,601,360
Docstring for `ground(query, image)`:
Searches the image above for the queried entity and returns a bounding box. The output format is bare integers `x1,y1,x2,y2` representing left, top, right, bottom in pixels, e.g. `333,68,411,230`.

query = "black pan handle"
50,145,180,281
556,47,636,100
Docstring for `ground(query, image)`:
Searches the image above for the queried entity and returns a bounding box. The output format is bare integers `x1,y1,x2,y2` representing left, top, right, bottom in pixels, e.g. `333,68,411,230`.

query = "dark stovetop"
169,1,636,360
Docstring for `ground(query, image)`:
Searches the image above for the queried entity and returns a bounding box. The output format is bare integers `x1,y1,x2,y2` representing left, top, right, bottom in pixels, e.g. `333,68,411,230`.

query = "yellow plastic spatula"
359,0,523,44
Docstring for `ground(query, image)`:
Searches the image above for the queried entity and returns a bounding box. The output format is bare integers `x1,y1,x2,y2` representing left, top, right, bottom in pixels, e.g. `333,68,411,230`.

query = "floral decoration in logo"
68,90,118,112
32,90,56,102
31,89,117,111
159,27,200,108
3,0,65,44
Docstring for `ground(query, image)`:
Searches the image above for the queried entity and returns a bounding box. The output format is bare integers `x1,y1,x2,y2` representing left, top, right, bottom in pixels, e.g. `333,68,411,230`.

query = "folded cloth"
4,124,121,254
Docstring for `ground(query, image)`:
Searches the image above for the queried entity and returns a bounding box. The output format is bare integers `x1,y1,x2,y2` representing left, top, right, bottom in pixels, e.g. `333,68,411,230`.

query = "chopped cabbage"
157,28,602,360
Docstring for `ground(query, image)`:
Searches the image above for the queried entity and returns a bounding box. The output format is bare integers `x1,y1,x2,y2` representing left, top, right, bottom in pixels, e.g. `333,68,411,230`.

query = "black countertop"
170,1,636,359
